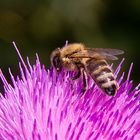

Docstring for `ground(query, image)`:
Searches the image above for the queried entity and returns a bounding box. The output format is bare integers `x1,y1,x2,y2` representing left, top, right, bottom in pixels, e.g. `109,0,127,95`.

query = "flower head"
0,42,140,140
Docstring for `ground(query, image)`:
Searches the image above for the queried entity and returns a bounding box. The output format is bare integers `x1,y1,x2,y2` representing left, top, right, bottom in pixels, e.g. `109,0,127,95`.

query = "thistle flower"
0,42,140,140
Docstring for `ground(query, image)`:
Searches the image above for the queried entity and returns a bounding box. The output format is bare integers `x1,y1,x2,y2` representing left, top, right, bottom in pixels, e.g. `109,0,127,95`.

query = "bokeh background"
0,0,140,91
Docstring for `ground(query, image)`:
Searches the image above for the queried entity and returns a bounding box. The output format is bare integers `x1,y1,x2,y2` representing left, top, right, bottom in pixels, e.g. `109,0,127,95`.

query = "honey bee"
50,43,124,96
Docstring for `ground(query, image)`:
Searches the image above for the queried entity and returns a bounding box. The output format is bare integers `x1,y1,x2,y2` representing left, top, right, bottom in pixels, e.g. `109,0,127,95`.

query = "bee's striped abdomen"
86,59,118,96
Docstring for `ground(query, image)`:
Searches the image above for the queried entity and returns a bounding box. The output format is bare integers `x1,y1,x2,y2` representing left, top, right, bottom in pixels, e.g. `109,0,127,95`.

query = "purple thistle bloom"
0,42,140,140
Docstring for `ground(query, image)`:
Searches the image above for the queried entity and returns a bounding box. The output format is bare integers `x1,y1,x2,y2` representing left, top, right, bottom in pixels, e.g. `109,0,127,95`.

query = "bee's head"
50,48,62,73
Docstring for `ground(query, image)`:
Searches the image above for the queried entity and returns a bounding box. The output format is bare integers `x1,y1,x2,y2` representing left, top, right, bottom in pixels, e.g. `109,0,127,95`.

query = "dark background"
0,0,140,91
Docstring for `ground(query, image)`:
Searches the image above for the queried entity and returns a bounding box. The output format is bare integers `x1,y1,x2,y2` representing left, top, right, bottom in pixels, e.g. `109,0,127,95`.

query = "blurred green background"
0,0,140,91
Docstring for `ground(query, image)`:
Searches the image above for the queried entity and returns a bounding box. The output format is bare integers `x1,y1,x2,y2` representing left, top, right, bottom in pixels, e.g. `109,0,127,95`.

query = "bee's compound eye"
104,84,116,96
53,56,61,72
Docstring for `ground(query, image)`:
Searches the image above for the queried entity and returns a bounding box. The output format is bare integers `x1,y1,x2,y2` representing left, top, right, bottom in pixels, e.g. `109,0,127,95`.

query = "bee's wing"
86,48,124,56
69,48,124,60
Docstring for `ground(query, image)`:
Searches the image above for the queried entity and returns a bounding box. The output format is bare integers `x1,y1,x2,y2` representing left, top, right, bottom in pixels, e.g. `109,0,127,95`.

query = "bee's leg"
70,66,81,96
81,70,88,94
71,66,81,80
